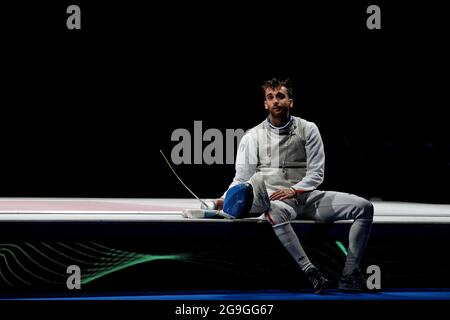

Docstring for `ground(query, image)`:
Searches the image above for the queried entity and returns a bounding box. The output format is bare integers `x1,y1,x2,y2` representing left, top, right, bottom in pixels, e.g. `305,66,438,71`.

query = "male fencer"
210,78,374,293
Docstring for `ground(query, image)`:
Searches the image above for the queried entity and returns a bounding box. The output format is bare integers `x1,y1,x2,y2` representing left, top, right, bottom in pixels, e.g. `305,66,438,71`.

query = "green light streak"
335,241,348,256
0,242,192,287
82,254,190,285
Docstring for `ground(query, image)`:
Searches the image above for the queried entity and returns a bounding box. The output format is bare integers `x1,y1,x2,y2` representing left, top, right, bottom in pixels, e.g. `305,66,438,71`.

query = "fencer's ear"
289,99,294,108
264,100,269,110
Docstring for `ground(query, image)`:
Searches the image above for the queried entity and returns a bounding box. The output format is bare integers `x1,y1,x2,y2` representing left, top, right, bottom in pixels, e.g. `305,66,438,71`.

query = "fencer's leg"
343,201,373,276
247,172,270,215
301,191,374,275
267,200,314,272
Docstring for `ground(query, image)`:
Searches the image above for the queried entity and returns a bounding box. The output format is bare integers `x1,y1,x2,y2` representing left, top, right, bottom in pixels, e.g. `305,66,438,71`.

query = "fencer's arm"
220,132,257,199
291,122,325,193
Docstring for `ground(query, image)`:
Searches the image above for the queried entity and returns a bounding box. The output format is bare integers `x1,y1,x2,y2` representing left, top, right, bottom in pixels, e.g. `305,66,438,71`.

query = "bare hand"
214,198,224,210
269,188,296,201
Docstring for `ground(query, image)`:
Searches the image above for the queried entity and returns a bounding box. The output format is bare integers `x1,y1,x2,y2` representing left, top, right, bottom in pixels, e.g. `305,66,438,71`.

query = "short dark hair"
262,78,293,99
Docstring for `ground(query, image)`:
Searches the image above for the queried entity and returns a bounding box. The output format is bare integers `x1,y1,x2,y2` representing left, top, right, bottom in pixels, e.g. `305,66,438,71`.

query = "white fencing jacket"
222,116,325,198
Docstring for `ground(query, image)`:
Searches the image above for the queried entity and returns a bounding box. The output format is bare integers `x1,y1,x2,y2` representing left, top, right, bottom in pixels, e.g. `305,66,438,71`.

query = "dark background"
1,1,448,203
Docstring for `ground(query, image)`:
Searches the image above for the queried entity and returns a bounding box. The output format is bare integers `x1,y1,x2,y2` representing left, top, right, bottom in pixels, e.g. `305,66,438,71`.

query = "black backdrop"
1,1,448,203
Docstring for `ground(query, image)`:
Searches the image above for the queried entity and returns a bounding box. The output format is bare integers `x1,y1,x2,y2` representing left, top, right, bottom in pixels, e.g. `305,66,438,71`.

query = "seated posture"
213,78,374,293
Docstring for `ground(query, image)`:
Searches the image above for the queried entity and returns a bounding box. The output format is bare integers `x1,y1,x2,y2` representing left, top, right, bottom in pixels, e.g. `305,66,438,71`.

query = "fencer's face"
264,86,293,117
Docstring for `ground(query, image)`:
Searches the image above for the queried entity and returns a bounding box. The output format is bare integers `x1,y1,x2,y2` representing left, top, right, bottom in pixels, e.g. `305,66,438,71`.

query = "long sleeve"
291,122,325,191
221,130,258,198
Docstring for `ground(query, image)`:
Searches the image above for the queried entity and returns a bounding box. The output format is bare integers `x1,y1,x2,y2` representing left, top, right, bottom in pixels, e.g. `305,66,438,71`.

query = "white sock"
273,222,314,272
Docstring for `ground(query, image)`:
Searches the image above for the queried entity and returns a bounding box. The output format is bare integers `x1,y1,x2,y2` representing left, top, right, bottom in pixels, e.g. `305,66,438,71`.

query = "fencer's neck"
268,115,292,129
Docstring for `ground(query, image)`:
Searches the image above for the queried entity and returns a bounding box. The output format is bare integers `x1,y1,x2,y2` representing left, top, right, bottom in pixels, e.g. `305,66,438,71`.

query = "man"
213,78,374,293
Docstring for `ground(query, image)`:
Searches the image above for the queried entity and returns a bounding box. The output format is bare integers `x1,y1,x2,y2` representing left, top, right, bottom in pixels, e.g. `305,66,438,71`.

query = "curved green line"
0,253,30,285
41,243,94,265
77,242,138,258
75,242,135,258
57,242,106,260
1,244,64,278
24,242,68,268
89,242,132,255
81,254,190,285
0,257,13,286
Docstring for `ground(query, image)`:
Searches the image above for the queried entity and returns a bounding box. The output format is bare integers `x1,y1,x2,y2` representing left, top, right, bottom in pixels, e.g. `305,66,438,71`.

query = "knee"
265,212,288,225
356,199,374,220
265,202,293,225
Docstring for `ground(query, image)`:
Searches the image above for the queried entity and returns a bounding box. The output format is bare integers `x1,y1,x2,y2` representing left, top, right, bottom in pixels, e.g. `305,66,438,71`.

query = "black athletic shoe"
306,268,329,294
338,268,375,292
